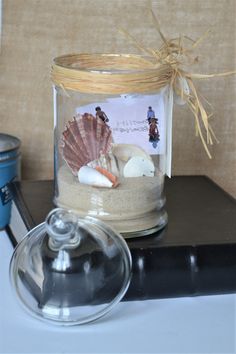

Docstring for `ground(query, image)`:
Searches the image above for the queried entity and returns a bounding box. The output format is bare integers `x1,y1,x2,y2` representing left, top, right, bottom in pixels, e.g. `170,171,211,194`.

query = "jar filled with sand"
51,54,173,237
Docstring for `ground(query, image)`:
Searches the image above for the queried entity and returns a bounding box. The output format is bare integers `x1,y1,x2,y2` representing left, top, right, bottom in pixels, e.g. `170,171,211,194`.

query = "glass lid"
10,208,132,325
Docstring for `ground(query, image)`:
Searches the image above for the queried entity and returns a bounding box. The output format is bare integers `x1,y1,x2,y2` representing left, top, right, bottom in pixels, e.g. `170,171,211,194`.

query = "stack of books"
7,176,236,301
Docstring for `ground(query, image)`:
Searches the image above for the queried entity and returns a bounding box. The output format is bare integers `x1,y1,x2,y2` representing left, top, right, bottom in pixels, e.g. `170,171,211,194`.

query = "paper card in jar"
76,87,172,161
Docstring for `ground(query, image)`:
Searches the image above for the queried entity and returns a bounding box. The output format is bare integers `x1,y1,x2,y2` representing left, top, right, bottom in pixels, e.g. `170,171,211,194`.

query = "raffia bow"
119,8,236,158
51,8,235,158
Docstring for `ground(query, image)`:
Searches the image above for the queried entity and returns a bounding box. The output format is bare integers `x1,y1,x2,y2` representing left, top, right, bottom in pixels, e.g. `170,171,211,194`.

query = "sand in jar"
56,113,167,237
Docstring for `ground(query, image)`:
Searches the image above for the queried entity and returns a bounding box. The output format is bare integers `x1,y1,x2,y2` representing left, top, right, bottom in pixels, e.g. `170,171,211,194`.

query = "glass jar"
52,54,173,237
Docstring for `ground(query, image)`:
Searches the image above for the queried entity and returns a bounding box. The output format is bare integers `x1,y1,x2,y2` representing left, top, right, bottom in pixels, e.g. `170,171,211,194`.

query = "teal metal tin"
0,134,21,229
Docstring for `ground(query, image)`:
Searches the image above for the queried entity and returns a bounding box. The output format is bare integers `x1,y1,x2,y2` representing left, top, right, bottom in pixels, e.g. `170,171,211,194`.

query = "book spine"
9,182,35,230
124,244,236,300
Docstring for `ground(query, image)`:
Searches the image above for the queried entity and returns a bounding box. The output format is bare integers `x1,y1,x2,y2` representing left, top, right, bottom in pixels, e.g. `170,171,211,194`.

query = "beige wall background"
0,0,235,197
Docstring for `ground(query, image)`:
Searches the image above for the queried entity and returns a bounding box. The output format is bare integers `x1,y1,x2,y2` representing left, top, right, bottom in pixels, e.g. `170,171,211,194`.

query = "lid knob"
45,208,81,251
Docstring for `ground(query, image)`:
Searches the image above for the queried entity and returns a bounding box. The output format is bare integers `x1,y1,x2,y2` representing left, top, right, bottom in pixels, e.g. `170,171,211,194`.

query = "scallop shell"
61,113,113,175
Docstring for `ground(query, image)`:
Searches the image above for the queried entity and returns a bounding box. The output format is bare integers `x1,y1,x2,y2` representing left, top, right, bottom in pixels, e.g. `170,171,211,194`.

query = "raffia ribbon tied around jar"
51,9,235,159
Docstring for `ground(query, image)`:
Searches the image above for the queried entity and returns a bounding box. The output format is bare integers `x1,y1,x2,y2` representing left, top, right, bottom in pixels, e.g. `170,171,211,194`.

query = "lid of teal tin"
0,133,21,154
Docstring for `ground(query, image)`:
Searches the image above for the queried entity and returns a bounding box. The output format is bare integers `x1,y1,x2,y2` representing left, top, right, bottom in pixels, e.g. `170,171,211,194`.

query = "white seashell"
112,144,152,162
87,148,124,177
123,156,155,178
78,166,113,188
61,113,112,175
87,143,154,178
111,144,154,177
88,151,111,170
174,77,190,106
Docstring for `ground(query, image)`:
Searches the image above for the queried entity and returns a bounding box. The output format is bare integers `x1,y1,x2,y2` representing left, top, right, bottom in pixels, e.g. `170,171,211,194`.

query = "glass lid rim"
9,211,132,326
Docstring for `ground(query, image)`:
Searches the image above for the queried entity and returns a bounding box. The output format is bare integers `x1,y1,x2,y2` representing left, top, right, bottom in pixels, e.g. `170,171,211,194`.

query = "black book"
7,176,236,301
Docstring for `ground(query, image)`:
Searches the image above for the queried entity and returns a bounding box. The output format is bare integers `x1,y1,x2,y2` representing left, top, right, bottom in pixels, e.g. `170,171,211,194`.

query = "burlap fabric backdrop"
0,0,235,196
